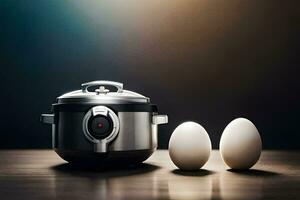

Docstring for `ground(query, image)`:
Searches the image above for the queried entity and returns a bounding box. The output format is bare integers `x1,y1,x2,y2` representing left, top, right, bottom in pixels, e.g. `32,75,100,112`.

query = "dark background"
1,0,299,149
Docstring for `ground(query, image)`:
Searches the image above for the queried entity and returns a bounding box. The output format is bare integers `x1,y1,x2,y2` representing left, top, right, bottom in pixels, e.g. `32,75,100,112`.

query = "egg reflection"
219,171,263,200
168,171,213,200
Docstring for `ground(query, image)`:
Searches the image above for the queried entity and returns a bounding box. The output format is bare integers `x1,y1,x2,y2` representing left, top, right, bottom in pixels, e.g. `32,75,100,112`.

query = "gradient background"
1,0,299,149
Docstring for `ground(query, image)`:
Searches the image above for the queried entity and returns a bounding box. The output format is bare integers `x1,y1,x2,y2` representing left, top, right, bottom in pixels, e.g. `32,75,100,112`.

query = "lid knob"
81,80,123,93
95,86,109,95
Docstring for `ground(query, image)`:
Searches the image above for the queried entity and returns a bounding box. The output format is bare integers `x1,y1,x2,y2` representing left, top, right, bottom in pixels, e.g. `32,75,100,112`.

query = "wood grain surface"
0,150,299,200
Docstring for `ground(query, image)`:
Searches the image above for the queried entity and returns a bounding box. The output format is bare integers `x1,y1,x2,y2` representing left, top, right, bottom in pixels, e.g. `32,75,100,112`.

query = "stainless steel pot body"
44,111,163,152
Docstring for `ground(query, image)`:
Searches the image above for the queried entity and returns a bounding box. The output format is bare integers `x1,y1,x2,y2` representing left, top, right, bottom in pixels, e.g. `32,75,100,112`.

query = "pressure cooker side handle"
152,115,168,125
40,114,55,124
81,80,123,93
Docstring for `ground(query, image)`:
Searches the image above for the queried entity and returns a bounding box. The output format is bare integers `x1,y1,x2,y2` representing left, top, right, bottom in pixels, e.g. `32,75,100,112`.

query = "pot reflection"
50,163,166,200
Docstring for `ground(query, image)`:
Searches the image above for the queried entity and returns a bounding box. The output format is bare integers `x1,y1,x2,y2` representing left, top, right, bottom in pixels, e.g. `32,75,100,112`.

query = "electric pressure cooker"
41,80,168,165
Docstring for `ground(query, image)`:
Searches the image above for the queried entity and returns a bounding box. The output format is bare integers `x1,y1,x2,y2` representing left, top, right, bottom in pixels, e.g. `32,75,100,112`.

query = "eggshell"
169,121,211,170
220,118,262,169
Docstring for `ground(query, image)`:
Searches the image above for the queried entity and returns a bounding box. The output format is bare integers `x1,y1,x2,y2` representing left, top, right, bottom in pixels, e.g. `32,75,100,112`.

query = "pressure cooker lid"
57,80,150,104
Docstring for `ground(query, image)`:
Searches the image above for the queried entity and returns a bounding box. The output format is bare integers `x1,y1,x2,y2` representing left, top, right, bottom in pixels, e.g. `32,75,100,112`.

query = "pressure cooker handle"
81,81,123,93
41,114,55,124
152,115,168,125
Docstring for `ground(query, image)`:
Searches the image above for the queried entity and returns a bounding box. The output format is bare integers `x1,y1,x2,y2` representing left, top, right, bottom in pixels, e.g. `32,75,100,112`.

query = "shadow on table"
51,162,160,178
171,169,215,177
227,169,281,177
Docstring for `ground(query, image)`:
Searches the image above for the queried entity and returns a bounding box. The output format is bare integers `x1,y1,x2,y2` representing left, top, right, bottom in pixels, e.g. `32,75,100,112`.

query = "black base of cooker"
55,149,155,166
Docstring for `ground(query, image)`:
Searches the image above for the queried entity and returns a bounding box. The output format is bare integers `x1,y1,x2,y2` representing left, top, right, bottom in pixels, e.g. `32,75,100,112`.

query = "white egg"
220,118,262,169
168,121,212,170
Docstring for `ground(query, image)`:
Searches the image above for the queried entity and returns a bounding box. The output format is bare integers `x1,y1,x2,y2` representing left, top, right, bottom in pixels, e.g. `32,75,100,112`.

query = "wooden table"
0,150,299,200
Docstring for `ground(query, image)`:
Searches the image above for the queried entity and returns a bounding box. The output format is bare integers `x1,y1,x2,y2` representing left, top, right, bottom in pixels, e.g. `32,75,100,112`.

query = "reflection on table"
0,150,299,200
